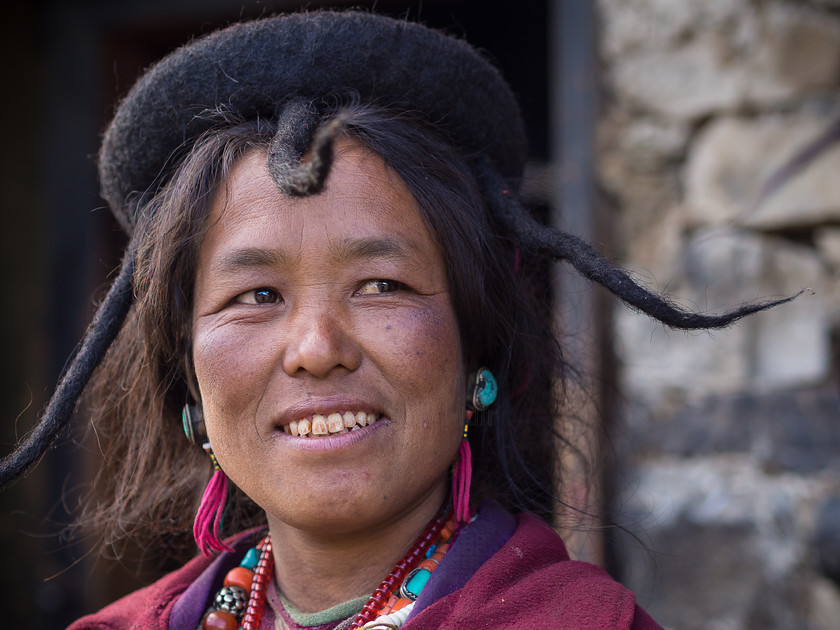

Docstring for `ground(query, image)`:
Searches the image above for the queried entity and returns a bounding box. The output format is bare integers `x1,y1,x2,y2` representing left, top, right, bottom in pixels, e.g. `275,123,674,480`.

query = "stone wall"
596,1,840,628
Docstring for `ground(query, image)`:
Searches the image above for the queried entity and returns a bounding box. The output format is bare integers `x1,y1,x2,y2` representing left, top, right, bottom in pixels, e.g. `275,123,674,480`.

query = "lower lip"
275,417,390,451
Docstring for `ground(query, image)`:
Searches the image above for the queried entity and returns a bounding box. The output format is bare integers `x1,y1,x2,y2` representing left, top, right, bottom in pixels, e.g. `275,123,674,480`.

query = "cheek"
376,304,464,415
192,325,273,421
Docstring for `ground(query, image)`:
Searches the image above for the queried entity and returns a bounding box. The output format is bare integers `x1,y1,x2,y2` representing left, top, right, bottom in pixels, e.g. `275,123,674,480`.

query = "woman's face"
192,142,465,536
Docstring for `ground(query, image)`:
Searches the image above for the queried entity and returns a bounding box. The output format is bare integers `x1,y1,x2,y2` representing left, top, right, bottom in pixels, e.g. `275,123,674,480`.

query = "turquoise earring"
181,403,206,444
468,367,498,411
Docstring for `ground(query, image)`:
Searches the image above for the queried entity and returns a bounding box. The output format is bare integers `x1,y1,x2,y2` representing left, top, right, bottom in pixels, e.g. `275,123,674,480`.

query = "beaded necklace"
199,506,460,630
200,535,272,630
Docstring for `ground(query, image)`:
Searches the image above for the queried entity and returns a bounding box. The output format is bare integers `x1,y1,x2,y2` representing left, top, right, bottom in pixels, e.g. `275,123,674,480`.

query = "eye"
356,279,403,295
235,288,280,305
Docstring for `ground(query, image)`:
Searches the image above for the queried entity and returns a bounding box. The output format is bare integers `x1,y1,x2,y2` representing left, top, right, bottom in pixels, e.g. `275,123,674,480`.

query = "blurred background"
1,1,838,628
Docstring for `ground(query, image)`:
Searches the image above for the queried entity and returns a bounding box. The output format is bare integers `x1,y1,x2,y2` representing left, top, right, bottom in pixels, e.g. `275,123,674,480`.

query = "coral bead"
224,566,255,591
391,597,412,613
202,609,237,630
380,594,399,615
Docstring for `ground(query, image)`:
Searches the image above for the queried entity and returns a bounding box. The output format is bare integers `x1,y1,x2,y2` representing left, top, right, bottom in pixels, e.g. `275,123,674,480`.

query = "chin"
261,476,447,538
269,495,386,536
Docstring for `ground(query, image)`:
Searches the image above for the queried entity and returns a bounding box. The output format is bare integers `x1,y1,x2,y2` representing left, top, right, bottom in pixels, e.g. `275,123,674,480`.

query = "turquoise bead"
404,568,431,598
240,547,260,570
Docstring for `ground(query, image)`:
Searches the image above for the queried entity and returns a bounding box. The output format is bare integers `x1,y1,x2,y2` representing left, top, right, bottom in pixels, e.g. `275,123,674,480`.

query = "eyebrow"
212,236,418,275
330,236,416,262
212,247,288,274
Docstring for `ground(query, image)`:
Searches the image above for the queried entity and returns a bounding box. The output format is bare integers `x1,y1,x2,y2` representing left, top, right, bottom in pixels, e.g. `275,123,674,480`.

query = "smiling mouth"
282,411,382,437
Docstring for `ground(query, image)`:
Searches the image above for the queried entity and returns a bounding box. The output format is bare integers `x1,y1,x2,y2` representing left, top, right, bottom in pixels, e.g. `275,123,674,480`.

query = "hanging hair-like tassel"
474,158,802,330
0,243,136,490
193,443,235,557
452,411,474,524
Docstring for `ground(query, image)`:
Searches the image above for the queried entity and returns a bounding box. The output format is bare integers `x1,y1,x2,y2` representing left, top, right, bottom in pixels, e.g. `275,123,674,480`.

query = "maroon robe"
68,502,661,630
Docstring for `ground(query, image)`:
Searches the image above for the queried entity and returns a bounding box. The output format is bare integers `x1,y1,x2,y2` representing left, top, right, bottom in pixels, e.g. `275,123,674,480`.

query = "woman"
0,10,789,630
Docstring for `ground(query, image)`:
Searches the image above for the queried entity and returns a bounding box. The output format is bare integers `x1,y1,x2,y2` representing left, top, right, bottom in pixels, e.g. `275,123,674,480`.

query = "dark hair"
79,100,568,566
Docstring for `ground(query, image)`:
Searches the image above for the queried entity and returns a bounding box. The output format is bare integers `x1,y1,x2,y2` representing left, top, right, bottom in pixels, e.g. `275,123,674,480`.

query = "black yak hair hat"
0,10,795,488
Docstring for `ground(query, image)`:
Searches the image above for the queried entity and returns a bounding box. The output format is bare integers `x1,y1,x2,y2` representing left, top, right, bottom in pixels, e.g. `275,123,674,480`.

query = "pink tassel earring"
452,411,473,524
182,404,234,557
193,443,235,557
454,368,498,524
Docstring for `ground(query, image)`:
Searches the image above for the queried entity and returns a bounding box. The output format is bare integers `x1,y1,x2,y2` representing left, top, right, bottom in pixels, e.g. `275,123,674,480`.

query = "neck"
266,483,448,614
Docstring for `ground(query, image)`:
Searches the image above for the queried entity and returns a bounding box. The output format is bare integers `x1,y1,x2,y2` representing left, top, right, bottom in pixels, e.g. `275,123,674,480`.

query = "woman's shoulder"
494,513,661,629
66,553,213,630
407,503,662,630
66,529,264,630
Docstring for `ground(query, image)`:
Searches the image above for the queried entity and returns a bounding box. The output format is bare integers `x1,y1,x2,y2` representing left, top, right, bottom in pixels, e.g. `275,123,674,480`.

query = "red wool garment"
68,507,661,630
405,513,660,630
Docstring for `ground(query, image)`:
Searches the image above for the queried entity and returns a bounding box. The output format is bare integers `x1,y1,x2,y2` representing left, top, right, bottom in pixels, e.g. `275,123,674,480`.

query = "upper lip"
273,395,386,428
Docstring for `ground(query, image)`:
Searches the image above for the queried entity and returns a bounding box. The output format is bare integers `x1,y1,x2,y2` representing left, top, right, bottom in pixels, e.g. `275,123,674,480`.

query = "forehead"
198,140,442,270
220,141,413,215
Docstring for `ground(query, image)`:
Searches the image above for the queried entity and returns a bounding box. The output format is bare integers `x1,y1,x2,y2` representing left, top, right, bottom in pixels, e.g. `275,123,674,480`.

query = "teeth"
327,413,344,433
312,414,329,435
285,412,379,437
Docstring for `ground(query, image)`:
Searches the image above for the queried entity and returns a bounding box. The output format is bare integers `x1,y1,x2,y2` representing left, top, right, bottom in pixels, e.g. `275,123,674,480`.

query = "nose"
281,301,362,378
